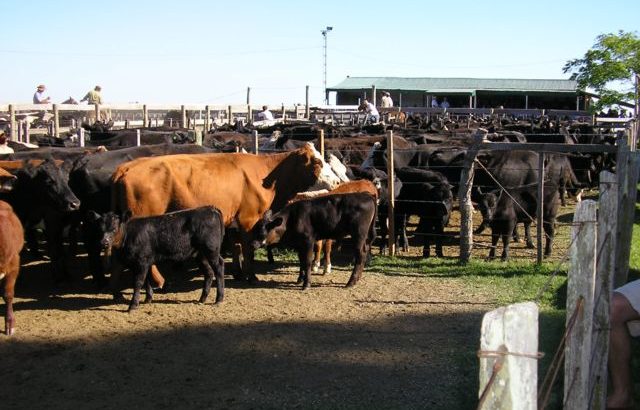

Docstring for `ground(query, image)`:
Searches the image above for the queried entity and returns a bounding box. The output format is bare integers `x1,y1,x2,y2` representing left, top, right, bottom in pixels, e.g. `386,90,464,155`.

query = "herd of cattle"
0,114,617,335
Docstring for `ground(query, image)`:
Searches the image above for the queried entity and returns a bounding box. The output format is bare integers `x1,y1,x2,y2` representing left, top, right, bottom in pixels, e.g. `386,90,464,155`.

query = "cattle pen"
1,102,640,409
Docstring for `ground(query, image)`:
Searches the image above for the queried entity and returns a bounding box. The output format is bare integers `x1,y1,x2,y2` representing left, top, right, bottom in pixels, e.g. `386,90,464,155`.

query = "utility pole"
322,26,333,105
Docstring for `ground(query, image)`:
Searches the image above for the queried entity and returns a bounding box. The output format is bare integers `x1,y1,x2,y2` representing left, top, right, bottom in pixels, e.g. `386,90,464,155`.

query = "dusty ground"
0,200,579,410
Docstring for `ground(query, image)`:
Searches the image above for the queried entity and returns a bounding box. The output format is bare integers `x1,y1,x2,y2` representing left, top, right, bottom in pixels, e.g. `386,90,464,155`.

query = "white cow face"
306,142,342,190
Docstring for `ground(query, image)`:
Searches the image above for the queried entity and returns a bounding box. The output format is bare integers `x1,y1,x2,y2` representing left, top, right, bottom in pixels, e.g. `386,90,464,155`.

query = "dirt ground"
0,201,579,410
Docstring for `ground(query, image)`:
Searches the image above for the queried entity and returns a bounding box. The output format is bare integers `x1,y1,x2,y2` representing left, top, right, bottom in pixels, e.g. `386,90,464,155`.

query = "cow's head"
88,211,126,251
326,153,350,183
25,158,81,212
250,210,288,250
473,188,500,235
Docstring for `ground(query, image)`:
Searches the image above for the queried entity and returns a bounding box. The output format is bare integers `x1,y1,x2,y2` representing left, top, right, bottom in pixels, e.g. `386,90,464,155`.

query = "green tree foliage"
564,30,640,111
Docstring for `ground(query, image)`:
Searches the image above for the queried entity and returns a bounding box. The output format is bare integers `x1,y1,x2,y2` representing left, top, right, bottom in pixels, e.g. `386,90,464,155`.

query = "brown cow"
0,200,24,335
111,143,342,288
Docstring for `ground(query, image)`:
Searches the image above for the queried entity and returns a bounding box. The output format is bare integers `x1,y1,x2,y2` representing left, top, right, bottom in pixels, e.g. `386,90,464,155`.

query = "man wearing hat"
381,91,393,108
81,85,103,105
33,84,51,104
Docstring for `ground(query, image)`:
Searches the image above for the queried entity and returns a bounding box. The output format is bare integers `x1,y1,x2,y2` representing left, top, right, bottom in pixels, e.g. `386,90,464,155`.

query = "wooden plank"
386,130,396,257
536,153,544,264
614,142,640,287
479,302,539,410
590,171,617,409
564,200,597,410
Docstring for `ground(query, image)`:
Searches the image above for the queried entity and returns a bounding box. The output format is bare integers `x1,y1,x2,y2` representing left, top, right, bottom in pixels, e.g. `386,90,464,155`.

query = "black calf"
101,206,225,311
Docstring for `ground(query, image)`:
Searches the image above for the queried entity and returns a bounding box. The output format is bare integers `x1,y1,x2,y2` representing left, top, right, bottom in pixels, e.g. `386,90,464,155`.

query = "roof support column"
525,94,529,109
371,85,376,106
469,95,473,108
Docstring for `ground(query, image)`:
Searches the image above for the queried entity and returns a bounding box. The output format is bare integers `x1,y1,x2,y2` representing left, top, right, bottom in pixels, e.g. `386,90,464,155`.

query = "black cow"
252,192,377,290
475,184,560,260
69,143,213,286
100,206,225,312
0,158,81,283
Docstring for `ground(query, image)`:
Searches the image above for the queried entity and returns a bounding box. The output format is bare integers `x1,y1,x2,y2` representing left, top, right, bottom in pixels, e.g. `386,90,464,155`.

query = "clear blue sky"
2,0,638,106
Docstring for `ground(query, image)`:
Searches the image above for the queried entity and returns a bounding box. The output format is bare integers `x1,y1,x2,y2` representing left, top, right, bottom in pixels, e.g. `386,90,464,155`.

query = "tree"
563,30,640,112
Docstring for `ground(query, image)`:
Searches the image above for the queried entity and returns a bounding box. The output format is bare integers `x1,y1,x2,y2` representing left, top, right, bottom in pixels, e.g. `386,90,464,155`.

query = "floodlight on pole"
322,26,333,105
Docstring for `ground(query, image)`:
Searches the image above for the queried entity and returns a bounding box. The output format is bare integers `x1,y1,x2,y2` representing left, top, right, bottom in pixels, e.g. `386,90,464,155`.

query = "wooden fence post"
181,105,187,129
386,130,396,256
53,104,60,138
458,129,486,263
8,104,16,141
94,103,100,124
253,130,259,155
281,103,286,123
24,121,30,144
319,129,325,158
590,171,617,409
478,302,539,409
227,105,232,126
143,105,148,128
536,152,545,264
305,85,310,119
247,105,252,124
205,105,210,132
564,200,597,410
136,129,141,147
613,139,640,287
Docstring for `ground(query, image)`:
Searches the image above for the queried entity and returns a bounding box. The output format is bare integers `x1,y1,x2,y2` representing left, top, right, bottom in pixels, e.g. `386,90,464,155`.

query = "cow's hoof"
301,284,310,291
113,293,127,304
127,305,139,313
323,264,332,275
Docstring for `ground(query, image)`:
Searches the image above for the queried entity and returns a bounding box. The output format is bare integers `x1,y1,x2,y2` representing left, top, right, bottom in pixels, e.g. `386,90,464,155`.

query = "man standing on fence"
607,279,640,409
80,85,103,105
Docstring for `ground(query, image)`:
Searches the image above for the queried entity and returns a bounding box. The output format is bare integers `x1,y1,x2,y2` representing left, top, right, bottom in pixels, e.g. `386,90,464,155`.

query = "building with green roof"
327,76,589,110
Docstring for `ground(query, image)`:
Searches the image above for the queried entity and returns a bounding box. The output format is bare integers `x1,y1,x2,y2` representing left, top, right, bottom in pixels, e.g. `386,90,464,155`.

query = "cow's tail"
367,195,378,246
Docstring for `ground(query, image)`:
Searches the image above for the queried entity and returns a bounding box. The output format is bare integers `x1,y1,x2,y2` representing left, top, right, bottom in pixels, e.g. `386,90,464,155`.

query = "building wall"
334,89,580,110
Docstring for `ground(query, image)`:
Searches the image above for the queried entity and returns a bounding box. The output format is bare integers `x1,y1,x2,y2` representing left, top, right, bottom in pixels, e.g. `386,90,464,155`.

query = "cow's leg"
312,240,322,273
3,255,20,336
143,274,154,304
346,235,366,287
559,186,567,206
197,256,214,304
400,215,409,252
501,232,511,261
25,226,42,259
266,245,275,264
128,263,150,312
419,219,431,258
488,229,499,260
435,222,445,258
81,222,108,289
512,224,521,243
147,265,165,290
524,222,535,249
323,240,333,274
378,210,389,255
211,255,225,304
44,215,71,284
108,254,127,303
297,243,314,290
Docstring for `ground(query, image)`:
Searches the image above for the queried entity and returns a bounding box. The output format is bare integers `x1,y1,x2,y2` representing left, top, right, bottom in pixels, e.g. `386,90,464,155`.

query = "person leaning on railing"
80,85,103,105
32,84,50,104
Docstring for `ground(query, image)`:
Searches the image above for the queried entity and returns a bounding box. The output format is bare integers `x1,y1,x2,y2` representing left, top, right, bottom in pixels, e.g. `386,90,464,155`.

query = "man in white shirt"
440,97,450,109
381,92,393,108
359,99,379,123
257,105,274,121
33,84,51,104
431,96,439,108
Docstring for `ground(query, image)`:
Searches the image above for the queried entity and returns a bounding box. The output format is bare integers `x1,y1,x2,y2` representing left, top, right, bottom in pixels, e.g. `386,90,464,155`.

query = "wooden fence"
477,144,640,409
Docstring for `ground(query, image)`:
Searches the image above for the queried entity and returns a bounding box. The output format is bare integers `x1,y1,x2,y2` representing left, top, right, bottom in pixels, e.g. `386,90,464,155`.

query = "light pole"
322,26,333,105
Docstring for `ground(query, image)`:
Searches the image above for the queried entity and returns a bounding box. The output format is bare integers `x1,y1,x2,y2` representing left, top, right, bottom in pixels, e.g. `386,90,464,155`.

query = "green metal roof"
328,77,578,93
